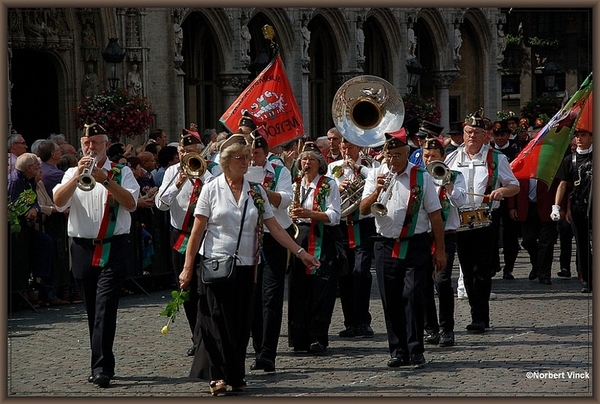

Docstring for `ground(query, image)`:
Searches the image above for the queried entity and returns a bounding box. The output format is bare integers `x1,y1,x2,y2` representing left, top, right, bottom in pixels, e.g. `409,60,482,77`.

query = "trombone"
157,152,207,207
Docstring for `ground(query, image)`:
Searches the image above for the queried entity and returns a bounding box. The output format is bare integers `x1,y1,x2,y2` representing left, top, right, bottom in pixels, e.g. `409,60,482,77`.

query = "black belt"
372,233,428,242
73,234,128,245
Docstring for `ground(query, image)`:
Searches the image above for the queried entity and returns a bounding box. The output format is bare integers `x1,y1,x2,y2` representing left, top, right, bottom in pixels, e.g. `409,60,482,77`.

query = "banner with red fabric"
220,54,304,147
510,73,593,185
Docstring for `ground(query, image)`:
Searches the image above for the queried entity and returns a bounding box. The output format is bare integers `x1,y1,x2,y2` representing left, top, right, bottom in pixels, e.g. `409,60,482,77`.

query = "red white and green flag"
510,72,593,185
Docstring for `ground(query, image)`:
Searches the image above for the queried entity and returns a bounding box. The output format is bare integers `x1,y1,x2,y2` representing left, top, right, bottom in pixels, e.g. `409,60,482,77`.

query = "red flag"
220,55,304,147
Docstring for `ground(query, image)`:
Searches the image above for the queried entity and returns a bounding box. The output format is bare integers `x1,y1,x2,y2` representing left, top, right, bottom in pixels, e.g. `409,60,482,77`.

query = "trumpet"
370,171,396,217
157,152,207,207
200,141,215,160
425,161,452,185
77,152,98,191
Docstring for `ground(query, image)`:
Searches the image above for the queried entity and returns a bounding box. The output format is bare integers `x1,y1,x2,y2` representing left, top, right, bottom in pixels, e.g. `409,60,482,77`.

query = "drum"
458,206,492,231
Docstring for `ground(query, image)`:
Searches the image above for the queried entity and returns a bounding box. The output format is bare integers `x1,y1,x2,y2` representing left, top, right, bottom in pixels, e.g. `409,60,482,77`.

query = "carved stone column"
433,70,460,131
217,73,252,126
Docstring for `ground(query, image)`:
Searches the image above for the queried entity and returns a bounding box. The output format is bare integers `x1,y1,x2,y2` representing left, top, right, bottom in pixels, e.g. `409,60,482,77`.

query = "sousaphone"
331,75,405,148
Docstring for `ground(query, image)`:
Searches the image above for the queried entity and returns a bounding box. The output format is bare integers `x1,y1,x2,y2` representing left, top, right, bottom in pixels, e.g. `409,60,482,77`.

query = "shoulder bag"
201,199,248,284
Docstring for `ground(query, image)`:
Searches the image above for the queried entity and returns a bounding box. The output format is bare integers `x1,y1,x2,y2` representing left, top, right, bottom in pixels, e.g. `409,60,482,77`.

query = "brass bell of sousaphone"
332,75,405,148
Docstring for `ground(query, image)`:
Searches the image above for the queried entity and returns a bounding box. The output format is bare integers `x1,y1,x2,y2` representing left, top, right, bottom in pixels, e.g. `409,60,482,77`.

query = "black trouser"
71,234,130,378
558,218,574,271
170,228,200,345
374,233,429,359
251,225,293,362
456,225,494,326
424,231,457,334
288,224,338,350
520,202,558,281
491,202,520,275
190,265,255,387
570,204,593,286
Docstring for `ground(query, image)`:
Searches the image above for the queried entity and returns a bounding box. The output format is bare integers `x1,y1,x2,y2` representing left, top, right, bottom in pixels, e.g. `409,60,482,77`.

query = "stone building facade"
7,7,591,145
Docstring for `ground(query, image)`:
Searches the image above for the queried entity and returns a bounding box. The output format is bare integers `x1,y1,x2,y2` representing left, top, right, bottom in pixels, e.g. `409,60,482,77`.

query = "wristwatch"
102,177,111,186
296,247,305,257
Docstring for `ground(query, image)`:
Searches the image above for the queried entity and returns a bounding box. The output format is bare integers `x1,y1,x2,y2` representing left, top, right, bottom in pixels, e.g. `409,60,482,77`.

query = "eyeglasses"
233,155,250,162
464,129,485,137
384,153,406,160
82,140,106,147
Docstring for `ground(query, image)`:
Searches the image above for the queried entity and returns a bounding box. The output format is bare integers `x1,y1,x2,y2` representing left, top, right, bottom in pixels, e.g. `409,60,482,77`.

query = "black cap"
417,121,444,138
238,112,257,130
492,120,512,135
301,141,320,153
250,131,268,150
402,116,420,136
448,121,464,135
82,117,108,137
383,133,407,150
180,128,202,147
464,111,487,129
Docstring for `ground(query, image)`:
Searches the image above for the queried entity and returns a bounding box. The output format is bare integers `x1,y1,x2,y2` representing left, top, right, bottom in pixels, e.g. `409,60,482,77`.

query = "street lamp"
101,38,126,91
542,60,558,90
406,57,426,94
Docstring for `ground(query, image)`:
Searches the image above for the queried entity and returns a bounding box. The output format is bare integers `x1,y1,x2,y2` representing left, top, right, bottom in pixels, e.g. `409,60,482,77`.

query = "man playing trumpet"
327,137,379,338
360,133,446,368
53,118,140,388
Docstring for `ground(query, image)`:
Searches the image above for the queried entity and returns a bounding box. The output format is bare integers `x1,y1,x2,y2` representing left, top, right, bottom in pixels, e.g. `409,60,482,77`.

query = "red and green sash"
482,149,500,209
392,166,424,259
306,175,331,275
263,163,283,191
173,178,203,253
91,163,123,267
345,166,365,248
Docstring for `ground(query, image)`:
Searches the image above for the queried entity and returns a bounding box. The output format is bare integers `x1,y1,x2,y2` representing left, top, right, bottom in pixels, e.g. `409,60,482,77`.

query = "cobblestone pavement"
7,243,593,398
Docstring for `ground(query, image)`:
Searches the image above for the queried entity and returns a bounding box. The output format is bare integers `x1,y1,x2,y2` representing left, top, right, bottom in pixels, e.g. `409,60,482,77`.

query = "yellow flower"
161,325,170,334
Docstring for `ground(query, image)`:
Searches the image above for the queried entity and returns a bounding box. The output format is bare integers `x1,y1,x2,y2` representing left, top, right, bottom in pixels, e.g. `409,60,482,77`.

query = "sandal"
209,380,227,396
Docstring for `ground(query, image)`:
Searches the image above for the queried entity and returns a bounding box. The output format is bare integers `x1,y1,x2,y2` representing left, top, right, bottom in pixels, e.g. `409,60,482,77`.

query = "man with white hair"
54,118,139,388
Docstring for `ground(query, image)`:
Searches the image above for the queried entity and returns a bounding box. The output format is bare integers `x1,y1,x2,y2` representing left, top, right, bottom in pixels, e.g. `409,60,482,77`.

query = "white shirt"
257,160,293,232
445,144,519,210
155,162,214,230
294,174,341,226
361,162,441,238
326,156,379,219
431,170,467,231
53,159,140,238
194,175,275,266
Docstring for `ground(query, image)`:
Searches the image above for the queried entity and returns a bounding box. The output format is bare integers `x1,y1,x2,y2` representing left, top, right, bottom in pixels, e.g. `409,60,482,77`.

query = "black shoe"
387,356,409,368
309,341,327,355
438,331,455,347
338,326,356,338
581,282,591,293
92,373,111,388
502,273,514,280
528,271,538,280
186,345,197,356
424,332,440,345
465,321,485,333
88,374,94,383
250,357,276,372
539,278,552,285
356,324,374,337
409,353,426,367
557,269,572,278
